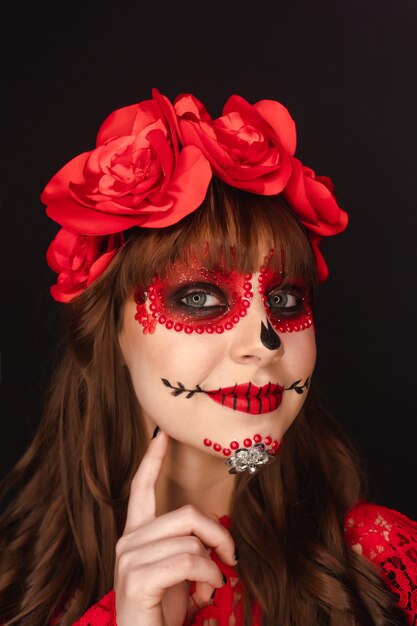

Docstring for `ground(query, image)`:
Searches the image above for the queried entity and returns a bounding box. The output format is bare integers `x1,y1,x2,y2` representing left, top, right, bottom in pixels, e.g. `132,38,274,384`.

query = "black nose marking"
260,319,281,350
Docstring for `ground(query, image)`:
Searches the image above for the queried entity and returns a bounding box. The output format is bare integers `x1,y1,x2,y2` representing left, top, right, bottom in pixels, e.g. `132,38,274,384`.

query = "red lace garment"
70,502,417,626
344,501,417,625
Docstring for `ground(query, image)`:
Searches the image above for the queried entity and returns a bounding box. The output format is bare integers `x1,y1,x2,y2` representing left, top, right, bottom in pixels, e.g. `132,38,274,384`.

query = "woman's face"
118,254,316,463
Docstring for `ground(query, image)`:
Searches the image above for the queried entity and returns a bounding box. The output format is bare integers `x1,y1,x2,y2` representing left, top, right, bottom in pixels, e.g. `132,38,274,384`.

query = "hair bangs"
116,179,317,301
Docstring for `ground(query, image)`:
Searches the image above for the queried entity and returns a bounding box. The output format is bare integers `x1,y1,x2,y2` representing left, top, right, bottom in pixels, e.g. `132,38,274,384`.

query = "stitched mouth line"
214,382,283,396
161,377,310,400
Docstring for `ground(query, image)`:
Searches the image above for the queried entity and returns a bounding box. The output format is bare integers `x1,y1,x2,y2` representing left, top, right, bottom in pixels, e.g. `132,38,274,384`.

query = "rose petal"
87,247,119,285
283,158,319,225
224,95,296,155
174,93,212,123
253,99,297,155
41,152,91,204
50,283,84,303
146,128,174,200
47,229,123,302
96,101,154,145
309,235,329,282
45,198,127,234
143,146,212,227
152,87,181,155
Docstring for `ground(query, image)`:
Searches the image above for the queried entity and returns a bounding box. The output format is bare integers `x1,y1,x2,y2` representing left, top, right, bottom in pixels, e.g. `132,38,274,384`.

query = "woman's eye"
173,283,229,316
180,292,224,308
266,288,305,315
267,293,297,308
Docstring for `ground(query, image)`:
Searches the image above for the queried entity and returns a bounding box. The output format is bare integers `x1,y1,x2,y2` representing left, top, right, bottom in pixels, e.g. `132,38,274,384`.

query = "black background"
2,1,417,519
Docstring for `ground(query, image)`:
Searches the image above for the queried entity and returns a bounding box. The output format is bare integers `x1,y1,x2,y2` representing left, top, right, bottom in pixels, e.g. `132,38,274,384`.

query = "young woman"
1,89,416,626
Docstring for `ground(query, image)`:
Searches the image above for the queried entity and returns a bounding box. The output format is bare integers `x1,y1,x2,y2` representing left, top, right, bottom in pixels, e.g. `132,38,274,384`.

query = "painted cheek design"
258,264,314,333
135,267,253,335
135,298,157,334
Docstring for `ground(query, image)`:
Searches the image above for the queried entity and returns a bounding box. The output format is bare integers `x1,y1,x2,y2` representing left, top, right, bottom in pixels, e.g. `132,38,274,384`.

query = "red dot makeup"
202,433,283,460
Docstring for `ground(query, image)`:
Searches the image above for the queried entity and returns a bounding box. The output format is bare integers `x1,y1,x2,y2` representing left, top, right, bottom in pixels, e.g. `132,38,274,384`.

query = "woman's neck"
155,437,237,518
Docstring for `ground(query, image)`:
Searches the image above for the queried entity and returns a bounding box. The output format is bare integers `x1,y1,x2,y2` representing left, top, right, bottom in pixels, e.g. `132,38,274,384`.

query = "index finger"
123,429,169,534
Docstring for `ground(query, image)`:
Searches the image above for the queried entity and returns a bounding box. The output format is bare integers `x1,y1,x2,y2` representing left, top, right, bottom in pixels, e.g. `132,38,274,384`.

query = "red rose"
174,94,296,194
283,157,348,236
309,234,329,282
46,228,124,302
41,89,212,234
282,158,348,282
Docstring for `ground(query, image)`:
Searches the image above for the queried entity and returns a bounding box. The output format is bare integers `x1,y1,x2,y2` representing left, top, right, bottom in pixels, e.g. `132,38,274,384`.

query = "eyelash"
175,285,306,317
175,284,228,316
264,286,307,317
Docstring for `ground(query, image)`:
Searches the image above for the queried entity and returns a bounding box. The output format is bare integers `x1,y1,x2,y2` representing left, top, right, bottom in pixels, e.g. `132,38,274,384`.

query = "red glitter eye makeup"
134,255,314,336
257,264,314,333
135,262,253,335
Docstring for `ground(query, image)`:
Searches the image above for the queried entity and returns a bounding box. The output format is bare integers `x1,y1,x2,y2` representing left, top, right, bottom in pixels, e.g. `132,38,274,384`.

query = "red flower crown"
42,88,348,302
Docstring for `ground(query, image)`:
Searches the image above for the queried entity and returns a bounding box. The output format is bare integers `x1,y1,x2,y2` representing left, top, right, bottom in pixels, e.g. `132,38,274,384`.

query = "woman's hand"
114,430,236,626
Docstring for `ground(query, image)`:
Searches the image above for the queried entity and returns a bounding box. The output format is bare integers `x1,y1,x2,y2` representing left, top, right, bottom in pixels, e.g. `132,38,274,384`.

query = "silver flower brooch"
225,442,277,474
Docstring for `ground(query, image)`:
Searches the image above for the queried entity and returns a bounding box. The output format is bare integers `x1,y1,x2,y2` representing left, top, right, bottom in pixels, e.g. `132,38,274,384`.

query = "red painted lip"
206,382,284,415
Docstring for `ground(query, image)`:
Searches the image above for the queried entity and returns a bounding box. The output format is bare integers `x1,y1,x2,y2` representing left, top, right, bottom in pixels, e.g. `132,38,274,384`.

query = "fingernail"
152,426,160,439
222,573,227,586
210,588,216,599
234,548,239,562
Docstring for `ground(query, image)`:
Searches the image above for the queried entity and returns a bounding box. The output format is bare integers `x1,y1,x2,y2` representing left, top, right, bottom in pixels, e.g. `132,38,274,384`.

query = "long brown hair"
0,179,406,625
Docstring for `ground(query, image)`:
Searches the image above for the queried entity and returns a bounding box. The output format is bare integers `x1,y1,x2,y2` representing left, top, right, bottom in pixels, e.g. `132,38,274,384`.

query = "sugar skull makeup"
134,258,313,336
119,251,317,473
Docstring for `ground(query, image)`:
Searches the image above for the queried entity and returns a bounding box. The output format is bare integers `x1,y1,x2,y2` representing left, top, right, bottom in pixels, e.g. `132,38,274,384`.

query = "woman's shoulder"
344,499,417,560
